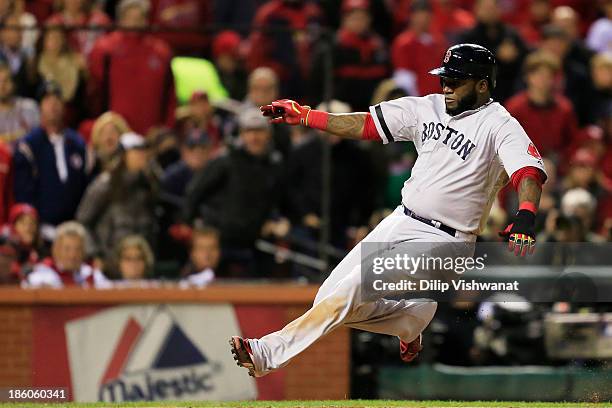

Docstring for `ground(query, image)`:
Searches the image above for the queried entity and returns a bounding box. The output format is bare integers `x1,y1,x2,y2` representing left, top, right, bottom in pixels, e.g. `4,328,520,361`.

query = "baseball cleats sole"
399,333,423,363
229,336,257,377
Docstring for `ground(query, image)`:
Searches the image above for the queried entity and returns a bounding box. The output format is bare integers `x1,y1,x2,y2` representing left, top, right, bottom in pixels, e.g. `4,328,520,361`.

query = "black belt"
403,206,456,237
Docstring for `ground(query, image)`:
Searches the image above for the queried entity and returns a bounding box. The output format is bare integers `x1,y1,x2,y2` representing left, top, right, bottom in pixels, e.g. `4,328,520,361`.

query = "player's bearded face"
441,78,479,116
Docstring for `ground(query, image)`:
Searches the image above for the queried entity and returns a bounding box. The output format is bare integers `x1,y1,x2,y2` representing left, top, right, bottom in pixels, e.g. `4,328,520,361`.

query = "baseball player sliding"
230,44,547,377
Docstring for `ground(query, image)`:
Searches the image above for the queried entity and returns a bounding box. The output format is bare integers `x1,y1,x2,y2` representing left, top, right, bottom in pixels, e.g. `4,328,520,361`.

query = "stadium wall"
0,286,350,402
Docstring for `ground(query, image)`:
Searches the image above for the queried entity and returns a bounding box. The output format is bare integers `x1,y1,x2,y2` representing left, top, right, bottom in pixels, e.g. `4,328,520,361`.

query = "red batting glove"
260,99,311,126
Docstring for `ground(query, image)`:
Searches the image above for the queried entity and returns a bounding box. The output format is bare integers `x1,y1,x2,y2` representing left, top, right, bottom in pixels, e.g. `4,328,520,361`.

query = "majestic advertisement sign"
64,304,257,402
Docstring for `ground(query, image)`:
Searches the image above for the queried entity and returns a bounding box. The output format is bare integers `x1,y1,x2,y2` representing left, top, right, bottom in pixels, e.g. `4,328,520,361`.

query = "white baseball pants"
248,206,476,376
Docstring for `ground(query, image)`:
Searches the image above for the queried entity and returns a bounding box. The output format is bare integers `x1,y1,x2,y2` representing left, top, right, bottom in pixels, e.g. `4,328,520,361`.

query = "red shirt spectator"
149,0,211,55
247,0,322,89
310,0,387,110
88,0,176,135
517,0,552,46
0,143,12,224
1,203,40,279
506,91,579,160
391,1,447,96
392,0,475,41
46,2,112,56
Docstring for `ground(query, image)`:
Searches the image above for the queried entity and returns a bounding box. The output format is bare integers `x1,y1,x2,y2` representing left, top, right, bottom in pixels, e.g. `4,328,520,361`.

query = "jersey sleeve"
369,97,419,144
495,118,548,179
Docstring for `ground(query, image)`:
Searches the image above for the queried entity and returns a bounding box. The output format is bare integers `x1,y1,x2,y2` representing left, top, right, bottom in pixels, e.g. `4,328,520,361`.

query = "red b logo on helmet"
444,50,452,63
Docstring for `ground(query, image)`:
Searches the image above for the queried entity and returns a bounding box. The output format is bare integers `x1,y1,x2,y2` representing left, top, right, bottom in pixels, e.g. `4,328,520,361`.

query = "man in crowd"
244,67,291,158
458,0,528,102
391,0,447,97
162,131,214,204
246,0,322,97
185,109,287,276
13,81,89,237
180,226,220,287
505,51,581,160
0,13,34,97
25,221,110,287
88,0,176,135
0,63,39,144
311,0,388,111
539,24,593,125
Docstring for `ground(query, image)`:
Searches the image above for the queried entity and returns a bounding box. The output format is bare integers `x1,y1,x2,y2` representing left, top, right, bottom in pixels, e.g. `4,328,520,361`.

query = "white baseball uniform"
246,93,547,377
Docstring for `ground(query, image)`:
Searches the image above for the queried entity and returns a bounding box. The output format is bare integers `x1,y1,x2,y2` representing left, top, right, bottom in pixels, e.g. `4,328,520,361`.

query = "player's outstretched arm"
261,99,368,140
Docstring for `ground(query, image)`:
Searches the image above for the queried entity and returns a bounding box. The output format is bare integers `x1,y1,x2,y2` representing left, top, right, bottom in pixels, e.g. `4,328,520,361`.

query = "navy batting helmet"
429,43,497,89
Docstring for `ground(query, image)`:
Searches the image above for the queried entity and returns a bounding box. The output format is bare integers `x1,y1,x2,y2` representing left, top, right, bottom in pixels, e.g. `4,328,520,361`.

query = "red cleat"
399,333,423,363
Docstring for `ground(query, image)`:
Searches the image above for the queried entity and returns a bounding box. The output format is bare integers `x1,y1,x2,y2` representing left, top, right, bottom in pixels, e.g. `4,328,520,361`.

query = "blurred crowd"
0,0,612,288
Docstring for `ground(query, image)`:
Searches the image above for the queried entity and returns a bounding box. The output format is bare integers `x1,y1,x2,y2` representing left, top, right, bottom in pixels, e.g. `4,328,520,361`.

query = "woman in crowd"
89,111,131,175
76,132,161,261
36,25,87,125
107,234,154,281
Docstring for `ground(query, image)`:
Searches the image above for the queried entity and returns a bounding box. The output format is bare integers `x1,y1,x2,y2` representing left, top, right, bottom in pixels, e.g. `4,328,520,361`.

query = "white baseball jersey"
369,94,546,234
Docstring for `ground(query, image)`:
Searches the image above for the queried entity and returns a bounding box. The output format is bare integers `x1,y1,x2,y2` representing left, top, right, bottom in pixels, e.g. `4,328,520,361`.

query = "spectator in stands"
149,0,210,55
505,51,580,160
586,1,612,54
247,0,322,97
12,0,38,58
76,132,160,258
244,67,291,157
0,142,11,224
551,6,593,68
107,234,154,280
560,187,602,242
148,126,180,169
391,0,446,97
590,53,612,124
89,111,131,175
212,30,247,101
185,109,287,274
162,131,213,204
430,0,475,42
0,63,38,144
26,221,110,287
311,0,388,111
540,24,594,125
517,0,551,46
13,81,89,233
245,67,279,109
1,203,40,277
0,13,35,97
46,0,111,57
88,0,176,135
458,0,528,103
178,91,221,146
563,148,599,194
180,226,218,287
391,0,474,43
287,100,377,249
37,26,87,126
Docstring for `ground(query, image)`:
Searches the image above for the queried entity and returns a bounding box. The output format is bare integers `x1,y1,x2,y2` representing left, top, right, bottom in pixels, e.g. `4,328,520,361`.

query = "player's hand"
499,209,536,256
260,99,311,126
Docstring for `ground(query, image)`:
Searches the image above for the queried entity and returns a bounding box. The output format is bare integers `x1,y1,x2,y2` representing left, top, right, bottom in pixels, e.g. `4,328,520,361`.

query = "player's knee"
416,301,438,325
